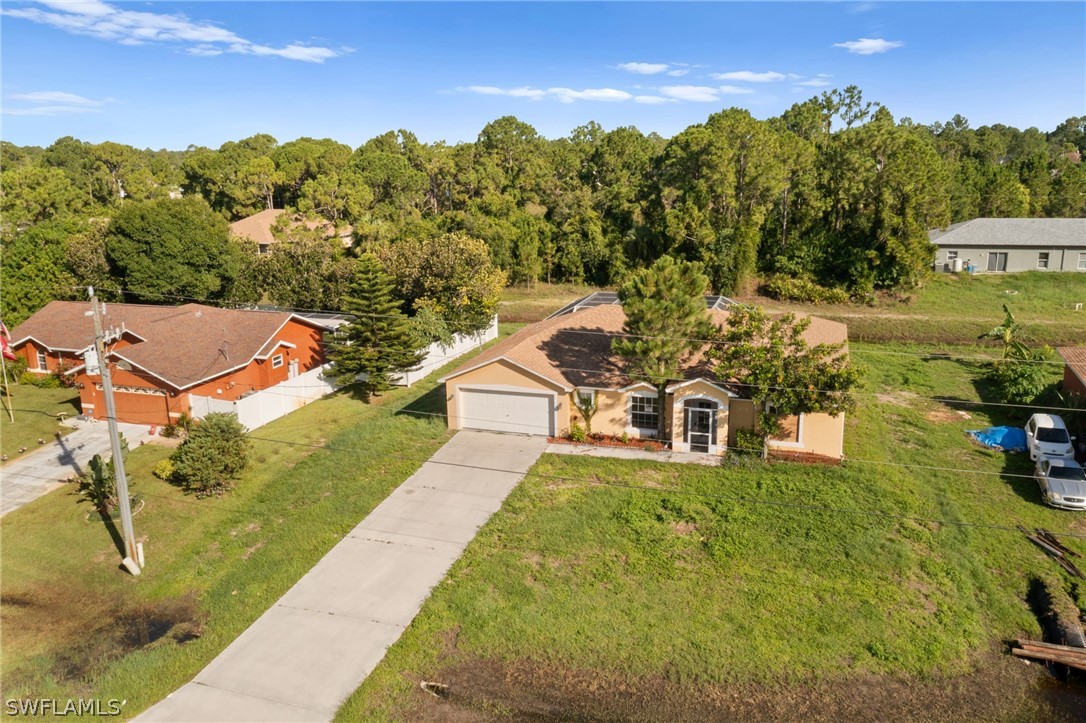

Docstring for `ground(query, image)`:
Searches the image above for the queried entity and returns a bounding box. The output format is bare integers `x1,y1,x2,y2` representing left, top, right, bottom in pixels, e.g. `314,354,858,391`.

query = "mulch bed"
548,435,669,452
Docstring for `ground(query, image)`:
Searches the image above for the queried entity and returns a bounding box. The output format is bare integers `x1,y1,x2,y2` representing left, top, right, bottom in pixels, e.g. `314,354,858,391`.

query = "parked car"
1024,414,1075,461
1035,457,1086,510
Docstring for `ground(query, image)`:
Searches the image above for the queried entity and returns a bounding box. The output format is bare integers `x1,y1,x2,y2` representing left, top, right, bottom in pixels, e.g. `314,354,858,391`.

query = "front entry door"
685,400,717,453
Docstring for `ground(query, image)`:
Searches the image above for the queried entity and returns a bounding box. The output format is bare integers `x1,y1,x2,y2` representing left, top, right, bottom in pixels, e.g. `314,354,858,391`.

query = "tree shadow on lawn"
395,384,447,422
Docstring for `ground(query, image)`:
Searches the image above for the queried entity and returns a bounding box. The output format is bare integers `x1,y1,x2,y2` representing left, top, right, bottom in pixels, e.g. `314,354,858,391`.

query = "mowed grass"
336,341,1082,720
0,332,520,716
0,385,81,462
751,271,1086,346
499,282,598,323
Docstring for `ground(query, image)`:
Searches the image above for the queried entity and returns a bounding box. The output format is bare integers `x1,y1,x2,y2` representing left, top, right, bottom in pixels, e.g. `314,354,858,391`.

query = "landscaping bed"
548,433,668,452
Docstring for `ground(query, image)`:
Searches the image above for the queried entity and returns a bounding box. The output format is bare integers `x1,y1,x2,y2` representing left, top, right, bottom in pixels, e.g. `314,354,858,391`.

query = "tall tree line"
3,88,1084,320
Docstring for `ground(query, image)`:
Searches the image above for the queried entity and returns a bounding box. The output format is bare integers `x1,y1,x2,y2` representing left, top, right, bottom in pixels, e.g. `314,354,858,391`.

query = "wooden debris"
1011,639,1086,672
1021,527,1086,580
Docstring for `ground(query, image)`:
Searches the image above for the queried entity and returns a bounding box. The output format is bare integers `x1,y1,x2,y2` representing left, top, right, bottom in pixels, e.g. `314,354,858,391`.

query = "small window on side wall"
37,350,47,369
576,389,596,407
271,353,284,369
1037,252,1049,269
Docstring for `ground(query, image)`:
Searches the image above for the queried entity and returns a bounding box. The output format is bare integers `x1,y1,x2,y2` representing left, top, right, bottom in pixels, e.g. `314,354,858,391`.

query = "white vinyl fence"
393,316,499,387
190,365,337,431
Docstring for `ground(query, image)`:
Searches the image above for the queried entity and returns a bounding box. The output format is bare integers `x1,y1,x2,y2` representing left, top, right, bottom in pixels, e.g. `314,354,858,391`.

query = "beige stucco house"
439,296,848,459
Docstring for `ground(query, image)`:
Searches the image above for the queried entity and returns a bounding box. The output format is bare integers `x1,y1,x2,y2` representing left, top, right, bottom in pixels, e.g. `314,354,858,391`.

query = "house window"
946,251,958,261
1079,252,1086,270
36,350,47,369
629,395,659,433
1037,252,1049,269
271,353,284,369
986,252,1008,272
575,389,596,407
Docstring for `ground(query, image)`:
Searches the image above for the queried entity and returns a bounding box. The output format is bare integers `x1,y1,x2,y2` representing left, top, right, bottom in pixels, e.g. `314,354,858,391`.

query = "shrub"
52,359,78,388
6,355,28,379
17,371,38,386
77,435,129,514
763,274,850,305
989,357,1050,405
170,413,250,497
153,459,175,481
160,424,180,438
620,431,630,445
569,422,587,443
735,429,765,456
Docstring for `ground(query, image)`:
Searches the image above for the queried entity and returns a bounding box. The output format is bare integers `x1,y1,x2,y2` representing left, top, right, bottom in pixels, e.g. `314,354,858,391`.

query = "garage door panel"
459,388,554,436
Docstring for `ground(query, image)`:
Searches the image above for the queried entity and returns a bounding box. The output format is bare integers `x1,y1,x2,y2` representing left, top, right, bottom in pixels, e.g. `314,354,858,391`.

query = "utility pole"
89,288,140,573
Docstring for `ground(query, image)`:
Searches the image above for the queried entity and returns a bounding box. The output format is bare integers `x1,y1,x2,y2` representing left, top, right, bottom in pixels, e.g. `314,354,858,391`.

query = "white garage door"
458,387,554,436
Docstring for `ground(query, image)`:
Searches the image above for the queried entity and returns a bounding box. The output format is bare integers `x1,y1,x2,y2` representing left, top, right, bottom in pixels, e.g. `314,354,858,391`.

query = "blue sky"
2,1,1083,150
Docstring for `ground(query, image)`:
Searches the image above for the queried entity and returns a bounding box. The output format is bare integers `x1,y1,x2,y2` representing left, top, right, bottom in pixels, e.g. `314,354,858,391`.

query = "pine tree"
612,256,714,441
329,253,423,399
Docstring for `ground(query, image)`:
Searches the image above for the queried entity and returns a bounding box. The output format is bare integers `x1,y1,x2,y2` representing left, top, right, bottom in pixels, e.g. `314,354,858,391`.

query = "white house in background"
930,218,1086,273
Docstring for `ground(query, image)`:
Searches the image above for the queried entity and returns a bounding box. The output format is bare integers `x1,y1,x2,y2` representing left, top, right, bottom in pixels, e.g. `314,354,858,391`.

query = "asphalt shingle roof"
928,218,1086,248
443,304,848,390
10,301,315,390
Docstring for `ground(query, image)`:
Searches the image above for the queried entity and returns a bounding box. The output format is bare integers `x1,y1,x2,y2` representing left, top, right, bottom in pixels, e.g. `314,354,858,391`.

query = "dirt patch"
0,586,205,692
876,391,919,407
671,521,697,536
925,404,972,424
401,653,1084,722
144,435,183,448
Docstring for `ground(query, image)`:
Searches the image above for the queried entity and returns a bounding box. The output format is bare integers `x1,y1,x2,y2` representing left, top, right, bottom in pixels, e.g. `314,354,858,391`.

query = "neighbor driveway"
1,421,155,517
137,430,547,722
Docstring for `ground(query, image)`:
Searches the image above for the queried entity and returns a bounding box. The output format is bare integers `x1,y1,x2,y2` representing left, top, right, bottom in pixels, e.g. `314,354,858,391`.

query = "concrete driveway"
1,420,154,517
137,430,547,722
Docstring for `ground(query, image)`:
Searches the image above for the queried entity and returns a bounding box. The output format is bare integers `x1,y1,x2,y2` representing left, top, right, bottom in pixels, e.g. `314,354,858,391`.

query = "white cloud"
461,86,632,103
634,95,675,105
712,70,787,83
2,0,345,62
617,62,671,75
718,85,754,95
659,85,721,102
4,105,102,116
833,38,904,55
4,90,110,116
666,69,689,77
10,90,105,106
847,2,878,13
795,74,833,88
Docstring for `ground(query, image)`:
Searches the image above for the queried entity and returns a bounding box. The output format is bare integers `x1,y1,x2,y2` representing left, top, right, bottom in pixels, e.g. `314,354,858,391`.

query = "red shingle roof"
10,301,319,390
441,304,848,390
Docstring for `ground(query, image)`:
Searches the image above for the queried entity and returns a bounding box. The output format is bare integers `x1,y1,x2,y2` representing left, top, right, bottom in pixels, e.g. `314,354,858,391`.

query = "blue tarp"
967,426,1027,453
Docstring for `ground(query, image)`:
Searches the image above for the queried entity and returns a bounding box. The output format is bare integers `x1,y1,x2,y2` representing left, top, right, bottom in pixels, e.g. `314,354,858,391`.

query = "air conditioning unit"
950,258,964,273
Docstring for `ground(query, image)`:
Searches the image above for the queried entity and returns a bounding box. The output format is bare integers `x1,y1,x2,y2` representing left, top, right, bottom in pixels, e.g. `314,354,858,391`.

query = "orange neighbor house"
9,301,328,427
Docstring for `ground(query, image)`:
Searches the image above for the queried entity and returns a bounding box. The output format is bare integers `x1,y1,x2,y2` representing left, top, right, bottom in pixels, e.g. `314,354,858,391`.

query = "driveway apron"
137,431,547,722
1,421,153,517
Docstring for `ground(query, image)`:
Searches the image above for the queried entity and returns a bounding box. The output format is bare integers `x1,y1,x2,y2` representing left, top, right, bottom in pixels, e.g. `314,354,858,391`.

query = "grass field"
749,271,1086,347
334,341,1084,720
0,385,80,462
0,333,522,715
499,282,597,323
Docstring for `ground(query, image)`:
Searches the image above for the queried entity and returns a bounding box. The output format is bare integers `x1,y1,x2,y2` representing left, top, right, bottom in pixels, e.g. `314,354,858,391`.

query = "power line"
45,282,1078,367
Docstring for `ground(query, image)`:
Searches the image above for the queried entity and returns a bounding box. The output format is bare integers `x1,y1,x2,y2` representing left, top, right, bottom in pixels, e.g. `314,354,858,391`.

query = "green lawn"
0,385,81,462
335,341,1082,720
499,282,598,323
750,271,1086,346
0,334,519,715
